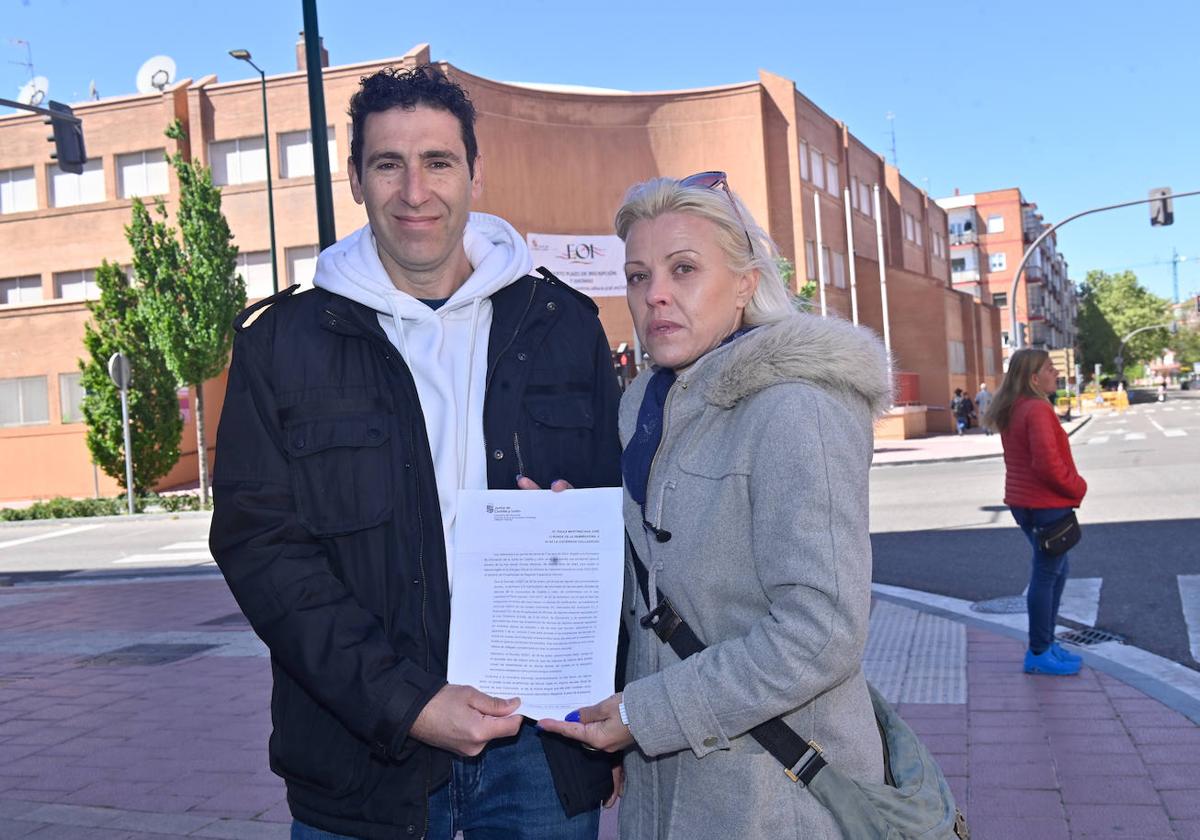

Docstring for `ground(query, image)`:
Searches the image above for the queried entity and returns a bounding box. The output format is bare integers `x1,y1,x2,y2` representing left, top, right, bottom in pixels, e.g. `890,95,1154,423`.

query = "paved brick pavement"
1,574,1198,838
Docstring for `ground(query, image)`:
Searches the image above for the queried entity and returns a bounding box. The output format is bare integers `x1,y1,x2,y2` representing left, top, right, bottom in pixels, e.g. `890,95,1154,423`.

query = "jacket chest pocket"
283,412,393,536
523,393,594,483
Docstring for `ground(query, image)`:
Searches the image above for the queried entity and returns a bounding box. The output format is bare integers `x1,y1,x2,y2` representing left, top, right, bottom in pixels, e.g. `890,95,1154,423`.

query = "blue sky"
4,0,1198,302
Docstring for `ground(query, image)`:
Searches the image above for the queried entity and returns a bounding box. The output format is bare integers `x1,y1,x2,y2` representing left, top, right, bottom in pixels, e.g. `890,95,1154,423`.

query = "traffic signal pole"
1009,188,1200,349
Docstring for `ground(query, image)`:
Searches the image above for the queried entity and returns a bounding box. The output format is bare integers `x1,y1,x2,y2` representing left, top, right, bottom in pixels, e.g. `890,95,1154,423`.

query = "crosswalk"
112,539,214,568
1081,403,1197,445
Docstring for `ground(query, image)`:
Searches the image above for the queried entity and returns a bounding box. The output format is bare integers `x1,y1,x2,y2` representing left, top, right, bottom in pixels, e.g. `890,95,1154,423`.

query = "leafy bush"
0,492,207,521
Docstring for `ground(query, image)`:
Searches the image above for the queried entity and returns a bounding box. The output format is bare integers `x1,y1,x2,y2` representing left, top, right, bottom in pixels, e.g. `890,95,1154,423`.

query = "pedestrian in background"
974,382,993,435
951,388,973,435
983,349,1087,676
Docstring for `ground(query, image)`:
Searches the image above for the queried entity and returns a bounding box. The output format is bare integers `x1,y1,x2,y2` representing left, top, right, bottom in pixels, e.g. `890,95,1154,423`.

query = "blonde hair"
613,176,795,326
984,348,1050,433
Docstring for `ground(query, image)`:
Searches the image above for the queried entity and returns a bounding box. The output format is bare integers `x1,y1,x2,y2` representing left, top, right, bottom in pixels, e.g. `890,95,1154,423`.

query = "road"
871,390,1200,669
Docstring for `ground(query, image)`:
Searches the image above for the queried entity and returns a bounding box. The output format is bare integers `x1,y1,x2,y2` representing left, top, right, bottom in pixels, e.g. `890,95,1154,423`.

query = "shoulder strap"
234,283,301,331
627,538,827,785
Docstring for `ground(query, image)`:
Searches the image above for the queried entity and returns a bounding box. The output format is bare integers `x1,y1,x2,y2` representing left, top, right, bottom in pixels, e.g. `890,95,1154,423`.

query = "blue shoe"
1024,648,1080,676
1051,642,1082,665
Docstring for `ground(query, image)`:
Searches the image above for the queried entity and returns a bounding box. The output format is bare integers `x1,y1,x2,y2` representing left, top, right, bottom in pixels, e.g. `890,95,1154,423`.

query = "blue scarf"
622,327,755,510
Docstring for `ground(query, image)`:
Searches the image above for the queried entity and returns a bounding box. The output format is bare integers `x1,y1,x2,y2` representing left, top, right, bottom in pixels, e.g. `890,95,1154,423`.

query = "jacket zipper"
645,378,681,531
512,432,526,477
483,280,540,465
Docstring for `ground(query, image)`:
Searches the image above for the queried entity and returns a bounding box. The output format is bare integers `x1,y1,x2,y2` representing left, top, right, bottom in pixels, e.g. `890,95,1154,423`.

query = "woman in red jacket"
984,349,1088,676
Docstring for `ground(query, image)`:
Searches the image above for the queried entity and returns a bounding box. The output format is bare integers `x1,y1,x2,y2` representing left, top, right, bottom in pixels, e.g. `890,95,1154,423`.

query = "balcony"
951,268,980,284
949,230,978,246
1024,264,1045,283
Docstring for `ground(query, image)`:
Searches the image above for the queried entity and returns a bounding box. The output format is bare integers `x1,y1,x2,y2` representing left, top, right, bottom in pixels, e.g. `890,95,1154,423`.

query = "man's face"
349,104,481,289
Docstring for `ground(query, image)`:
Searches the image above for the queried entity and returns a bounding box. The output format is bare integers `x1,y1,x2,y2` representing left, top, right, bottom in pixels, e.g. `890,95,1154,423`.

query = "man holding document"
210,65,621,840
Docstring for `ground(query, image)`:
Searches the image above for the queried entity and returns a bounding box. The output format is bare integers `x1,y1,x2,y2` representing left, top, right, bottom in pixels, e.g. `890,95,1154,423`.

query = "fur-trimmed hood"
703,313,892,416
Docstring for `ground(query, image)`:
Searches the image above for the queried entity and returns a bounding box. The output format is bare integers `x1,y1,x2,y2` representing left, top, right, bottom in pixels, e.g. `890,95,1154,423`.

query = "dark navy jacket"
210,270,621,839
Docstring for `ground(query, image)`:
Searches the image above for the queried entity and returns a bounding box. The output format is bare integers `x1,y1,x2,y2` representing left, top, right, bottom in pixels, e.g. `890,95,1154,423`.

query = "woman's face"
1032,358,1059,396
624,212,757,370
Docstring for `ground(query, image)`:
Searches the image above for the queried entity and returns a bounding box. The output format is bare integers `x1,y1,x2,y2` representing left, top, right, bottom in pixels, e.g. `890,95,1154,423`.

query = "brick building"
0,39,1001,502
936,188,1078,356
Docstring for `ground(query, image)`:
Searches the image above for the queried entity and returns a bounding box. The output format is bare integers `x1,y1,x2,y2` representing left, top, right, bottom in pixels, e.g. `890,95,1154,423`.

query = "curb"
872,582,1200,726
0,509,213,530
871,414,1093,469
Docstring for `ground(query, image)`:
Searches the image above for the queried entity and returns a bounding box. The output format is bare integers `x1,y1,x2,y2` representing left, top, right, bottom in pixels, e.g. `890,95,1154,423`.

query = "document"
448,488,624,720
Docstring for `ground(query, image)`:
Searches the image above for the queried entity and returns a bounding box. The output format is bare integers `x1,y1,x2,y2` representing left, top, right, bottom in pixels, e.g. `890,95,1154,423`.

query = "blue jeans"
292,722,600,840
1010,506,1073,655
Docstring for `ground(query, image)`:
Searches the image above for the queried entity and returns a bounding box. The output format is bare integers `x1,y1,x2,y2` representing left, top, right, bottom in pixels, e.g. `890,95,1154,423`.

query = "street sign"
107,352,131,390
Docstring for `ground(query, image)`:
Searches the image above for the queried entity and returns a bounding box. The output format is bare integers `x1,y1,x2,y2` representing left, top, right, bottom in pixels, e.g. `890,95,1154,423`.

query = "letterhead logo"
486,504,494,514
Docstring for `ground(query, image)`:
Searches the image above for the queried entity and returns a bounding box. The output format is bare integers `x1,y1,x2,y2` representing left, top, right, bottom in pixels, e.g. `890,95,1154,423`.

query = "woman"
539,173,890,837
983,348,1087,676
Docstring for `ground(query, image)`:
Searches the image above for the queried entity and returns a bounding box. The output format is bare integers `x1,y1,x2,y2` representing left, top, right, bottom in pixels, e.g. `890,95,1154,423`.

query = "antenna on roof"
16,75,48,106
135,55,177,93
8,37,35,79
88,80,99,100
885,112,898,168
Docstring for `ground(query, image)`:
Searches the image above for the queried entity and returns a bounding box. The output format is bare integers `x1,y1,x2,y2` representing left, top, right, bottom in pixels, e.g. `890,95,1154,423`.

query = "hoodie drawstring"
458,297,482,492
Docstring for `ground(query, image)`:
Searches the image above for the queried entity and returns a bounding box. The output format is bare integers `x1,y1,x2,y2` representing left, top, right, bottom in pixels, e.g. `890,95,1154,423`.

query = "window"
950,258,966,273
804,240,816,281
825,159,839,195
236,250,275,300
209,137,267,186
820,245,831,285
850,176,859,209
986,214,1005,234
279,128,339,179
859,182,872,216
49,158,105,207
904,213,915,241
948,341,967,374
0,275,42,305
0,376,49,427
810,148,824,190
117,149,168,199
831,250,846,288
989,252,1007,272
984,349,997,377
932,232,945,258
1001,331,1010,348
0,167,37,214
287,245,320,290
799,141,809,181
54,268,99,301
992,292,1008,308
59,372,85,424
914,219,922,247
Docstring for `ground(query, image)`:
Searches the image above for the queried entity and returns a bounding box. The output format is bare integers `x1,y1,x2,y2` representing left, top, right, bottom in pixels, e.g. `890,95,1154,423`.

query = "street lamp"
228,49,279,295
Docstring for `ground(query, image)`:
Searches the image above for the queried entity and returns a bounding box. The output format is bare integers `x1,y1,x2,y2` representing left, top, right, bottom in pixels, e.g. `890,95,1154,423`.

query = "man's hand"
409,684,523,757
516,475,574,491
537,693,634,753
604,764,624,809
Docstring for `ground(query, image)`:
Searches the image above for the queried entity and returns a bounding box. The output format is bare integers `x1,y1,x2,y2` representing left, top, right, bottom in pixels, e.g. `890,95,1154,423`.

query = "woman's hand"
538,693,634,753
516,475,574,491
604,764,625,809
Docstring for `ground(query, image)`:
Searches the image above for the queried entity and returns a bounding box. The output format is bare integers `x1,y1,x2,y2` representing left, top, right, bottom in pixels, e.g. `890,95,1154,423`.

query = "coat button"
294,439,305,450
702,736,718,747
493,449,504,460
517,351,528,362
546,301,557,311
367,428,381,439
406,826,416,835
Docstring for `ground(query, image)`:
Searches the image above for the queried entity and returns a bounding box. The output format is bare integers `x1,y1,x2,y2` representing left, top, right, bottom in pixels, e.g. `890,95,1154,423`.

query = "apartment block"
0,39,1002,501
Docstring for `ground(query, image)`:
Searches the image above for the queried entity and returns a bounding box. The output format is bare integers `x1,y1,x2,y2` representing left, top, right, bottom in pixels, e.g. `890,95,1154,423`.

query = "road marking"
1087,436,1110,445
1163,429,1188,437
0,524,104,551
1179,576,1200,665
112,551,214,566
1124,432,1147,441
1149,418,1166,432
1060,577,1102,627
159,541,209,551
1162,407,1175,412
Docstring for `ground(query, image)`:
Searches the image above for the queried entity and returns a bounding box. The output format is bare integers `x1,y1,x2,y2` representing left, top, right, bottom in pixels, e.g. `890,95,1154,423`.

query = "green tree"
776,256,815,309
133,120,245,506
1171,325,1200,369
1075,270,1170,378
79,261,182,493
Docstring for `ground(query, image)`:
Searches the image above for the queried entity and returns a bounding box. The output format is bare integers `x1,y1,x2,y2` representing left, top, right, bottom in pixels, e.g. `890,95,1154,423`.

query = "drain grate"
78,643,217,667
971,596,1026,614
199,611,250,627
1056,627,1125,647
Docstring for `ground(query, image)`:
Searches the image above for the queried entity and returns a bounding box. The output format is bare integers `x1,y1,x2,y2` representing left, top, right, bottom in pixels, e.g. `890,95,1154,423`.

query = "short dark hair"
348,64,478,179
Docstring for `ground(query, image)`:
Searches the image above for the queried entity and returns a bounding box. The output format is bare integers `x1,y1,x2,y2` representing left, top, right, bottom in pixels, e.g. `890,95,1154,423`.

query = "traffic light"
1149,187,1174,227
44,101,86,174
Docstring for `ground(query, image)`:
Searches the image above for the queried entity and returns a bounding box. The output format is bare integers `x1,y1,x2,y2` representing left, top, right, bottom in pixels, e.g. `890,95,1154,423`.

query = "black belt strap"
628,539,827,785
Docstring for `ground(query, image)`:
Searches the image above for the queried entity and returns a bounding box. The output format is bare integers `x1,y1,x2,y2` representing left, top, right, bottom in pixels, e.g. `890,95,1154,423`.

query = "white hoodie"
313,213,533,590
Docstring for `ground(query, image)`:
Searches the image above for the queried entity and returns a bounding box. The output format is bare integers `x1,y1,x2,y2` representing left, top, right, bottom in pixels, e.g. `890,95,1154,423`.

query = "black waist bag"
629,542,968,840
1036,510,1081,557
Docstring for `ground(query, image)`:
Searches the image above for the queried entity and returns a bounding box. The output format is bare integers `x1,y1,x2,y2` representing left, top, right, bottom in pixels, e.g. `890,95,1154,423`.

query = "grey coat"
619,313,891,840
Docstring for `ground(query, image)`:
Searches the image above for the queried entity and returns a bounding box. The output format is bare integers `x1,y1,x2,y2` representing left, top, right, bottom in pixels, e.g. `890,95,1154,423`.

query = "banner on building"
526,233,626,298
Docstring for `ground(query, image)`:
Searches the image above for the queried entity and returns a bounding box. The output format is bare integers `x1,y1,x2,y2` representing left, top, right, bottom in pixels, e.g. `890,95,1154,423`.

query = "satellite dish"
17,76,49,106
136,55,176,94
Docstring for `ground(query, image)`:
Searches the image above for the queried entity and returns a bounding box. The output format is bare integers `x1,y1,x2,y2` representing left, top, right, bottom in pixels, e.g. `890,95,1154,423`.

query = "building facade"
936,188,1078,356
0,40,1001,502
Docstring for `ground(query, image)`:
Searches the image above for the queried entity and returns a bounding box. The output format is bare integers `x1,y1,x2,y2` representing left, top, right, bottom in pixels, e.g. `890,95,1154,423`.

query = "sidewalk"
873,414,1092,467
1,575,1198,838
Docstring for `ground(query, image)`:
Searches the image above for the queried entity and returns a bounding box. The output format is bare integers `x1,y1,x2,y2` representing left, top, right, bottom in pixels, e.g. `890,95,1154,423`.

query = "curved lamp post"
228,49,279,294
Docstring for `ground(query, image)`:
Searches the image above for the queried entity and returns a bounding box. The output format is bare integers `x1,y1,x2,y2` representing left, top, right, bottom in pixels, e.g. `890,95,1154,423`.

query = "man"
210,65,620,840
951,388,973,435
974,381,993,435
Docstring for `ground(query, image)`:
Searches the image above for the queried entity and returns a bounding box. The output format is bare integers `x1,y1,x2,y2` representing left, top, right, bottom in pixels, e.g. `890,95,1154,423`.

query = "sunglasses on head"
678,170,754,254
